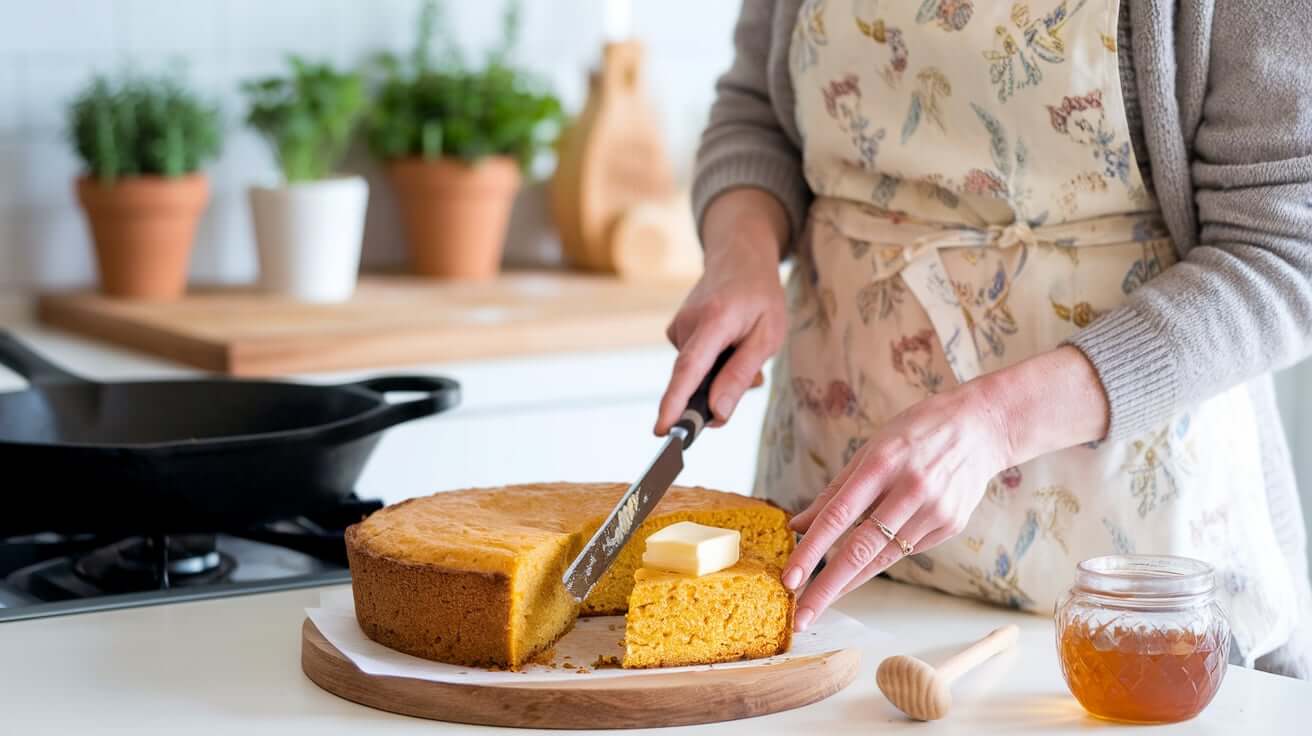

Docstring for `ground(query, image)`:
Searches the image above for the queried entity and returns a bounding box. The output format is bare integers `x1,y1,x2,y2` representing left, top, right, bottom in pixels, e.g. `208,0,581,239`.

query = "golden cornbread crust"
346,528,519,668
346,482,794,669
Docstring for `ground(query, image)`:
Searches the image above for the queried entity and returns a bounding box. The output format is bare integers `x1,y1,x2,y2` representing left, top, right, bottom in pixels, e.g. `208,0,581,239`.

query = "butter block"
641,521,741,577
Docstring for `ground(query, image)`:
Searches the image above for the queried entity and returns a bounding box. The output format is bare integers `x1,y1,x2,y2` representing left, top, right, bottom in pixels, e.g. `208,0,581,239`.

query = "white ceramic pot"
249,176,369,303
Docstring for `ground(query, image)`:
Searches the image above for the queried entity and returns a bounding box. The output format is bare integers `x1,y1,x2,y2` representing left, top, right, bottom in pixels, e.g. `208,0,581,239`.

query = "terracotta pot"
386,157,521,280
75,174,210,301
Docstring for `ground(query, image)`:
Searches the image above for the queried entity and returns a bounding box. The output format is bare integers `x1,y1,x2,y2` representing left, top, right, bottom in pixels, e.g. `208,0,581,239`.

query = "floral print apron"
761,0,1297,662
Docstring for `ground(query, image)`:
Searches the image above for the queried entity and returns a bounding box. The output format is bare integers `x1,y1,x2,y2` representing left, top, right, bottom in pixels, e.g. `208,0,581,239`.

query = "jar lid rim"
1075,554,1215,598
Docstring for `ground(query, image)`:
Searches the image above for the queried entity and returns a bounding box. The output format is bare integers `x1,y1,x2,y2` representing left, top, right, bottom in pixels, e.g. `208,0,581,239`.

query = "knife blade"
561,347,736,603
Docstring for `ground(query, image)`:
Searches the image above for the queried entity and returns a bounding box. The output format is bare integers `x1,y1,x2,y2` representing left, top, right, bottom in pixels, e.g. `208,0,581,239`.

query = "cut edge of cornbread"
621,559,796,669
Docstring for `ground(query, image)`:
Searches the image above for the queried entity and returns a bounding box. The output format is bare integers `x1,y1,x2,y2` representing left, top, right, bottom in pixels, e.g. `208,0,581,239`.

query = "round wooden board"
301,619,862,729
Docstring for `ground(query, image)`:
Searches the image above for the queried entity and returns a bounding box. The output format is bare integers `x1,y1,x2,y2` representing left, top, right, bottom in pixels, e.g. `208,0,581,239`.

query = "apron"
761,0,1297,662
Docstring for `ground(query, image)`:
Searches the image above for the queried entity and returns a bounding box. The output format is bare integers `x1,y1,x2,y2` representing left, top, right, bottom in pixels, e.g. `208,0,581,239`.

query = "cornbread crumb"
528,647,556,666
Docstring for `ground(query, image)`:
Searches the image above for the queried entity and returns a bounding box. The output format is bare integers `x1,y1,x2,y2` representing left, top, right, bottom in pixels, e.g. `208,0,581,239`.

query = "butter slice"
641,521,741,577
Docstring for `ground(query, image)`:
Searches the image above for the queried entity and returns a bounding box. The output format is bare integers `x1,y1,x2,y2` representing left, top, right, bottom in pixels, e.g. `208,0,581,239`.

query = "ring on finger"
866,514,915,557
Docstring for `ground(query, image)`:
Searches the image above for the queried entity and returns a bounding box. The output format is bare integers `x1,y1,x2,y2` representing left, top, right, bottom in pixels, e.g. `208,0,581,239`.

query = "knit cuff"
692,152,811,254
1064,305,1181,442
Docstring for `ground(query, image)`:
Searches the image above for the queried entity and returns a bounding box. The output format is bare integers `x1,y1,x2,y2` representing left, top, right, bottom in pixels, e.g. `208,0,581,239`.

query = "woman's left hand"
780,346,1111,631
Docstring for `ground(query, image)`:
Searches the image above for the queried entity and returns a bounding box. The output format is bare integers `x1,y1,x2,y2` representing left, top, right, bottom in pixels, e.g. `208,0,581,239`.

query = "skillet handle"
0,330,85,383
352,375,462,430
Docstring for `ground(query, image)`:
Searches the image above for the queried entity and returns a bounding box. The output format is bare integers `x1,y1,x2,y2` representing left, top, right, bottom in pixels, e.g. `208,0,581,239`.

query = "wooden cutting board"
301,619,861,729
37,272,692,376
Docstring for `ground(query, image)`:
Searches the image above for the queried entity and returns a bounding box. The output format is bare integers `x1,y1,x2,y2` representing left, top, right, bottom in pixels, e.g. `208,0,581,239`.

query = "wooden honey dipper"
876,624,1019,721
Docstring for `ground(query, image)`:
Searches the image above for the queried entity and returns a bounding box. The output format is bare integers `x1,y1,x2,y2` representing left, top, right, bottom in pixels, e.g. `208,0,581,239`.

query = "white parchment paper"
307,588,882,685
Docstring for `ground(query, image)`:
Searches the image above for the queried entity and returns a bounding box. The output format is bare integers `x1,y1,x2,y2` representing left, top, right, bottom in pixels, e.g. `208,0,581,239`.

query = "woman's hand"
655,188,791,435
783,346,1111,630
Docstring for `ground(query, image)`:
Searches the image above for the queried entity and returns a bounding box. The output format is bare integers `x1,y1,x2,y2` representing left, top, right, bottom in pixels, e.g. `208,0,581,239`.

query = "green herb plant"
69,73,223,184
366,0,563,168
243,57,366,183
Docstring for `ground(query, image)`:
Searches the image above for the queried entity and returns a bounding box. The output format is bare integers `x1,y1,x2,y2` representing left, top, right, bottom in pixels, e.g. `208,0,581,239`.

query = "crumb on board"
527,647,557,666
607,624,617,631
575,667,592,675
591,654,622,669
562,662,575,669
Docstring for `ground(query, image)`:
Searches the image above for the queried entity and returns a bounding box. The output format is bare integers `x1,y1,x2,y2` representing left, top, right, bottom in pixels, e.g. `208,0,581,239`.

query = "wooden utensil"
876,624,1019,721
611,192,703,282
550,40,675,273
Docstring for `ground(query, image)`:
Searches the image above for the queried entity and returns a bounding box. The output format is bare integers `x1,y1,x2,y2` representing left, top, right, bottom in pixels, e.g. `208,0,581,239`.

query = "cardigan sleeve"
692,0,810,250
1068,0,1312,441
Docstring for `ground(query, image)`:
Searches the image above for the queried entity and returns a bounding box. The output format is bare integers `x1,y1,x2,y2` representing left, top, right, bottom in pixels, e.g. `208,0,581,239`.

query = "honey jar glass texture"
1055,555,1230,724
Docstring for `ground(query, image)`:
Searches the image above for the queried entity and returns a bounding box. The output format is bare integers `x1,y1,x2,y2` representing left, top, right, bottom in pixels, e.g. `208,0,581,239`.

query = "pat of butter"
641,521,740,576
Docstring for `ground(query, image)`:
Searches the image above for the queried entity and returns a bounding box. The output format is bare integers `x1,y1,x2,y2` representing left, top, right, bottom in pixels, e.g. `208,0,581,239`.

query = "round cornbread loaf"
345,482,795,669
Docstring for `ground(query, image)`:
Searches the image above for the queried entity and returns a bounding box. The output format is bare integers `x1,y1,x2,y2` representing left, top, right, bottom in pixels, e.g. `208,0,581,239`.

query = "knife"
561,347,736,602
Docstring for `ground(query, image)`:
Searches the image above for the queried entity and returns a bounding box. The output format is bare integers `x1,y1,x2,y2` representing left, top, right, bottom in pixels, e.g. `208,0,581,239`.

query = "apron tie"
987,220,1037,249
902,219,1041,265
816,199,1166,386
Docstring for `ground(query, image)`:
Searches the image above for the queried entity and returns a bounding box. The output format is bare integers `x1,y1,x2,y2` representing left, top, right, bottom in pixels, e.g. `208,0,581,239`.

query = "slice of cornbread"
346,483,794,669
622,559,795,668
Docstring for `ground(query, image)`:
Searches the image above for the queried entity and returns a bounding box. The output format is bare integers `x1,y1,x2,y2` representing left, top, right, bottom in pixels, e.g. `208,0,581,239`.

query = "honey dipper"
876,624,1019,721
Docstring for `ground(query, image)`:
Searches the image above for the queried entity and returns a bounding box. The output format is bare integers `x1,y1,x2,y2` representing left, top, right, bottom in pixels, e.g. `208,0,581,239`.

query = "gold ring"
867,515,915,557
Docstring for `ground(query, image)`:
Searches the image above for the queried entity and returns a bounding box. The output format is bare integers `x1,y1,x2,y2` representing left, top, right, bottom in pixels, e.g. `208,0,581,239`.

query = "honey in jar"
1055,555,1230,724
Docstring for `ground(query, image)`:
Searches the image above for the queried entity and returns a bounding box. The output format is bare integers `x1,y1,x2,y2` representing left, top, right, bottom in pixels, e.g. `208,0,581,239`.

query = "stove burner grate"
73,534,235,592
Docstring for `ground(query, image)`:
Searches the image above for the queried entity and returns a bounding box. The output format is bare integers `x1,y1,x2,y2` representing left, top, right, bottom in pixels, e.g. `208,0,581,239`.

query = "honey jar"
1055,555,1230,724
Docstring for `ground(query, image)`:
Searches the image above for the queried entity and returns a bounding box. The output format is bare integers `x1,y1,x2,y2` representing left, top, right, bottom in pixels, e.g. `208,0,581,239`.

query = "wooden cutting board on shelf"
37,272,693,376
300,619,861,729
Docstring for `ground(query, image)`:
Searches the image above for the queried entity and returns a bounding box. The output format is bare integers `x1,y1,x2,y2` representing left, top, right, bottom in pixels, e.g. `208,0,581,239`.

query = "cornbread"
642,521,741,576
346,482,794,669
623,559,794,668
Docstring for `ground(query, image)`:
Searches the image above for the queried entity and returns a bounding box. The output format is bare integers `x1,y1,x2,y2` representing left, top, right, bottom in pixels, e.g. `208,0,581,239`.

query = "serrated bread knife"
561,348,735,602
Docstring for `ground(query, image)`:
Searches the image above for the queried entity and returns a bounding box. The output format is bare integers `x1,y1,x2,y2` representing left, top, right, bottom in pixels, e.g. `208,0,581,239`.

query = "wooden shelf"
37,272,691,376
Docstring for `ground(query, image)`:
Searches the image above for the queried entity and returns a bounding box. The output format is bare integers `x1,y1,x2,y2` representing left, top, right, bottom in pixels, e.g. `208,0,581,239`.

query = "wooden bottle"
551,41,676,273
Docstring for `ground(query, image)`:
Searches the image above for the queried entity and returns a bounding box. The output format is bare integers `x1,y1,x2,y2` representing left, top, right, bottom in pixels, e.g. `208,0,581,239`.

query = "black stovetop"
0,496,381,622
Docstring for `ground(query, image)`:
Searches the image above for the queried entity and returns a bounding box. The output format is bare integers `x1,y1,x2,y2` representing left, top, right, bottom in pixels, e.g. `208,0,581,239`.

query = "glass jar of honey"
1055,555,1230,724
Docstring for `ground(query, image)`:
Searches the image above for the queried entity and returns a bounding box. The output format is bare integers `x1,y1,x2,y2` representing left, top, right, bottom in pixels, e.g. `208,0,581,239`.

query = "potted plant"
366,0,563,280
68,74,222,300
243,57,368,303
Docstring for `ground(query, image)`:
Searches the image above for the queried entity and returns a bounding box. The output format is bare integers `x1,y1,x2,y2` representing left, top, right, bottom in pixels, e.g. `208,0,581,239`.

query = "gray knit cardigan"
692,0,1312,672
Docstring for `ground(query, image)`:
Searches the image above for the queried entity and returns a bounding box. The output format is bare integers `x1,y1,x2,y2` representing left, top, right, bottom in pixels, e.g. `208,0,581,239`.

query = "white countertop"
2,300,1310,732
2,578,1307,735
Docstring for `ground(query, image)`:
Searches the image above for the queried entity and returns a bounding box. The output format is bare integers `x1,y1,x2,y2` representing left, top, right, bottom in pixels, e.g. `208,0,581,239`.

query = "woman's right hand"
654,188,790,436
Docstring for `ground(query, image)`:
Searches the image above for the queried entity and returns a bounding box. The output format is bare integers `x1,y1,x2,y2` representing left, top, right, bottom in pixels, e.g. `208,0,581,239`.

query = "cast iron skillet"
0,331,459,536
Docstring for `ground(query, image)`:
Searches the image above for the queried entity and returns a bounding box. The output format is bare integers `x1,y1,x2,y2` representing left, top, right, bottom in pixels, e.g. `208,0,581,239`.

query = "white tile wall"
0,0,741,289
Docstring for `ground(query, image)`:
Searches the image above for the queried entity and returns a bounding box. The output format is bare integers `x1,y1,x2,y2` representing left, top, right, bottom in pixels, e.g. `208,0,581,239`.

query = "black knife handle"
673,346,736,450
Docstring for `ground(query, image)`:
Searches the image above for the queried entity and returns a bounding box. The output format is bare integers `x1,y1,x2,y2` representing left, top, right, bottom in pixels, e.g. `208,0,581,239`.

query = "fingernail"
795,607,815,632
714,396,733,420
782,566,803,590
